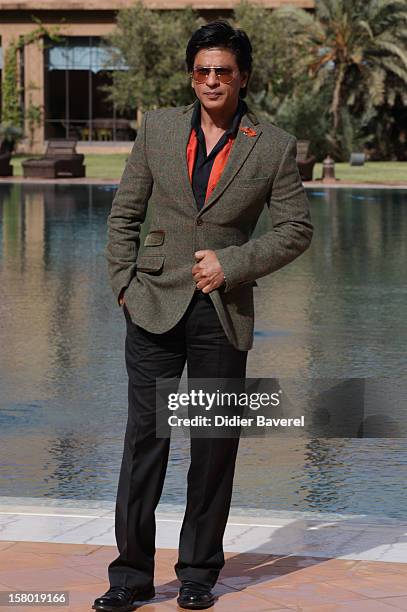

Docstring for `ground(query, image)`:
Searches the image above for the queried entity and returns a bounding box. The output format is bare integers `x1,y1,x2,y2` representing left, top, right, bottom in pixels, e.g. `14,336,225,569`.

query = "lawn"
11,155,406,183
11,154,128,180
313,161,406,184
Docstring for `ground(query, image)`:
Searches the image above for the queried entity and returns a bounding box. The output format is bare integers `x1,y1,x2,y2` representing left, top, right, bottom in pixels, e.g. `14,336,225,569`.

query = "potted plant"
0,123,24,152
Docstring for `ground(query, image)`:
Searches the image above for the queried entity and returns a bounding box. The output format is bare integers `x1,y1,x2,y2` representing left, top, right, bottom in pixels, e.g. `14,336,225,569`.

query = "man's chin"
200,95,229,111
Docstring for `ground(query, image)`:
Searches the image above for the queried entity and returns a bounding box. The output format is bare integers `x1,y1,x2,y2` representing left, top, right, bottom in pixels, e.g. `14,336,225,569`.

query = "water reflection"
0,183,406,518
252,186,407,379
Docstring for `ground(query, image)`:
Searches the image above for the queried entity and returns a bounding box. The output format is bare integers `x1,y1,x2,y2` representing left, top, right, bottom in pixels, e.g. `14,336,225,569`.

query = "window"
44,36,135,142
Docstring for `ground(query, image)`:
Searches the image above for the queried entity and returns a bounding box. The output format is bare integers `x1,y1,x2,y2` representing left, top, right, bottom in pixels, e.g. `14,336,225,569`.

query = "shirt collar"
191,97,247,138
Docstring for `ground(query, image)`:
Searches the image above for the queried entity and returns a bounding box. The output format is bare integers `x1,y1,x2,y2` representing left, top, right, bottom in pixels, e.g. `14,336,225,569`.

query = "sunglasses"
191,66,236,85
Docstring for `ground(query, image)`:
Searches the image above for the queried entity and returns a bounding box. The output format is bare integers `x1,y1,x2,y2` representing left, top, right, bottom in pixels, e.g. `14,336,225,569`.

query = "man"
93,20,313,612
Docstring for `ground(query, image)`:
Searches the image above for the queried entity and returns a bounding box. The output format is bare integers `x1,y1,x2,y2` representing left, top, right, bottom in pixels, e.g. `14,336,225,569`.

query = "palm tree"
274,0,407,157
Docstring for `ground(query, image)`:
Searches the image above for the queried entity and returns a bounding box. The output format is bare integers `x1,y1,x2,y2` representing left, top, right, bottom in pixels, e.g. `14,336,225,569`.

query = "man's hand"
192,250,225,293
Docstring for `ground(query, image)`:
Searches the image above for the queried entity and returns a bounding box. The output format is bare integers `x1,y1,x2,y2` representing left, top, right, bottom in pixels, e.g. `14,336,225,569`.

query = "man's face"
191,47,248,113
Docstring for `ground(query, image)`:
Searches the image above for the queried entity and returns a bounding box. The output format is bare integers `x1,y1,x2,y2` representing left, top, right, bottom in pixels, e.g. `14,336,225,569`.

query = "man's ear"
241,71,249,89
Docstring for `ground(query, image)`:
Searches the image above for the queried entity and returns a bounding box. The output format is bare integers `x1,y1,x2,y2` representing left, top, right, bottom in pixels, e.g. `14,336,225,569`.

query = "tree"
274,82,332,159
1,18,60,149
233,0,316,120
273,0,407,159
101,1,201,118
103,0,315,124
369,80,407,159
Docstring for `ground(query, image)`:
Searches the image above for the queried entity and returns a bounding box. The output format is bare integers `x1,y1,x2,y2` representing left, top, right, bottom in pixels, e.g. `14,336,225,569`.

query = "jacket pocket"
136,254,165,273
234,177,269,187
144,230,165,246
235,279,258,288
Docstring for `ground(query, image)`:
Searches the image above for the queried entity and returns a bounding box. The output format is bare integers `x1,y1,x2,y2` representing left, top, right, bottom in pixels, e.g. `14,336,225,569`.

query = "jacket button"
196,219,203,226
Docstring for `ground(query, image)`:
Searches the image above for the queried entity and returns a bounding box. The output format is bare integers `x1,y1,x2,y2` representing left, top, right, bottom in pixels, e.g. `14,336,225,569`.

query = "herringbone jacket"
106,101,313,351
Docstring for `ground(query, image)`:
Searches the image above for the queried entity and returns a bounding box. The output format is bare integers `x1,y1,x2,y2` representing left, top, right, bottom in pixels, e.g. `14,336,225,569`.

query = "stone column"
23,37,45,154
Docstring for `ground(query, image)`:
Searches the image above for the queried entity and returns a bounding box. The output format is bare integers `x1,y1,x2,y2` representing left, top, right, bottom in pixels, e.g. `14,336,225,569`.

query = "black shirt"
190,98,247,210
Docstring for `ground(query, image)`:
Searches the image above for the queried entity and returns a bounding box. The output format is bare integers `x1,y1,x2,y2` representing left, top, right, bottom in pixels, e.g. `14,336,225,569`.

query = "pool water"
0,183,406,518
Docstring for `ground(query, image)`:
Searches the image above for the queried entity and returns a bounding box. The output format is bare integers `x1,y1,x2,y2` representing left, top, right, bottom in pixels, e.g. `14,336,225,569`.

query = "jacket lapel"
174,103,198,211
200,110,262,214
177,101,262,214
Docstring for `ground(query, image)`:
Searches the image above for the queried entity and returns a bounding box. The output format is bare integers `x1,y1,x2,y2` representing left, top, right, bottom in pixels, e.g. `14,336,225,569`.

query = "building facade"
0,0,315,153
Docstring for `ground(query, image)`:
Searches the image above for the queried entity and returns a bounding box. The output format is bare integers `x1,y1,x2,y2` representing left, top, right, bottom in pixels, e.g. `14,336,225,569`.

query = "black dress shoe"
177,581,216,610
92,584,155,612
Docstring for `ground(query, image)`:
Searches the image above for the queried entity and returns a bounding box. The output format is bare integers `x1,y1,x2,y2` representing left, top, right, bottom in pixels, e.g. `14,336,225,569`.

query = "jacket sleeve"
105,111,153,304
214,136,313,292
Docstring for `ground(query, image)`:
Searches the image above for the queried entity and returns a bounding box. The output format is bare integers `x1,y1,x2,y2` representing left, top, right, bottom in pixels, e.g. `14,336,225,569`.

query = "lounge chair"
22,139,85,178
296,140,316,182
0,138,13,177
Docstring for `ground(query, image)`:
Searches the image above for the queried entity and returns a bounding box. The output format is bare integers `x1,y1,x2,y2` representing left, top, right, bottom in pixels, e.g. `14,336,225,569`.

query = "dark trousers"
108,290,248,589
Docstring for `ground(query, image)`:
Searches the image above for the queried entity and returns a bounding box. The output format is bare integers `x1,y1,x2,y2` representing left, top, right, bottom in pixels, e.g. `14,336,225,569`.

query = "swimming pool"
0,183,406,518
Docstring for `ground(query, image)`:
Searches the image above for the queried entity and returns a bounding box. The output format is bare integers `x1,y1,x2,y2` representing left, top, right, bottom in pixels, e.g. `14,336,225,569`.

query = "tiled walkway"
1,499,407,611
2,542,407,612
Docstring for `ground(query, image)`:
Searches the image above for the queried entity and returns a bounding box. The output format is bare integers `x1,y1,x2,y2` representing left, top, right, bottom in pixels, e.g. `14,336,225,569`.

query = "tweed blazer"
105,101,313,351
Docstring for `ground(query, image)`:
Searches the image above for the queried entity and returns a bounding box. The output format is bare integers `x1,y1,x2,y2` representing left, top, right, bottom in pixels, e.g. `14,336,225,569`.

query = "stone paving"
1,498,407,611
1,542,407,611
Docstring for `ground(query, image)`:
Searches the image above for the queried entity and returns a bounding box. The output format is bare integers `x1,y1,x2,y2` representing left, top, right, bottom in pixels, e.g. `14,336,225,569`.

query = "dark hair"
185,20,252,99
